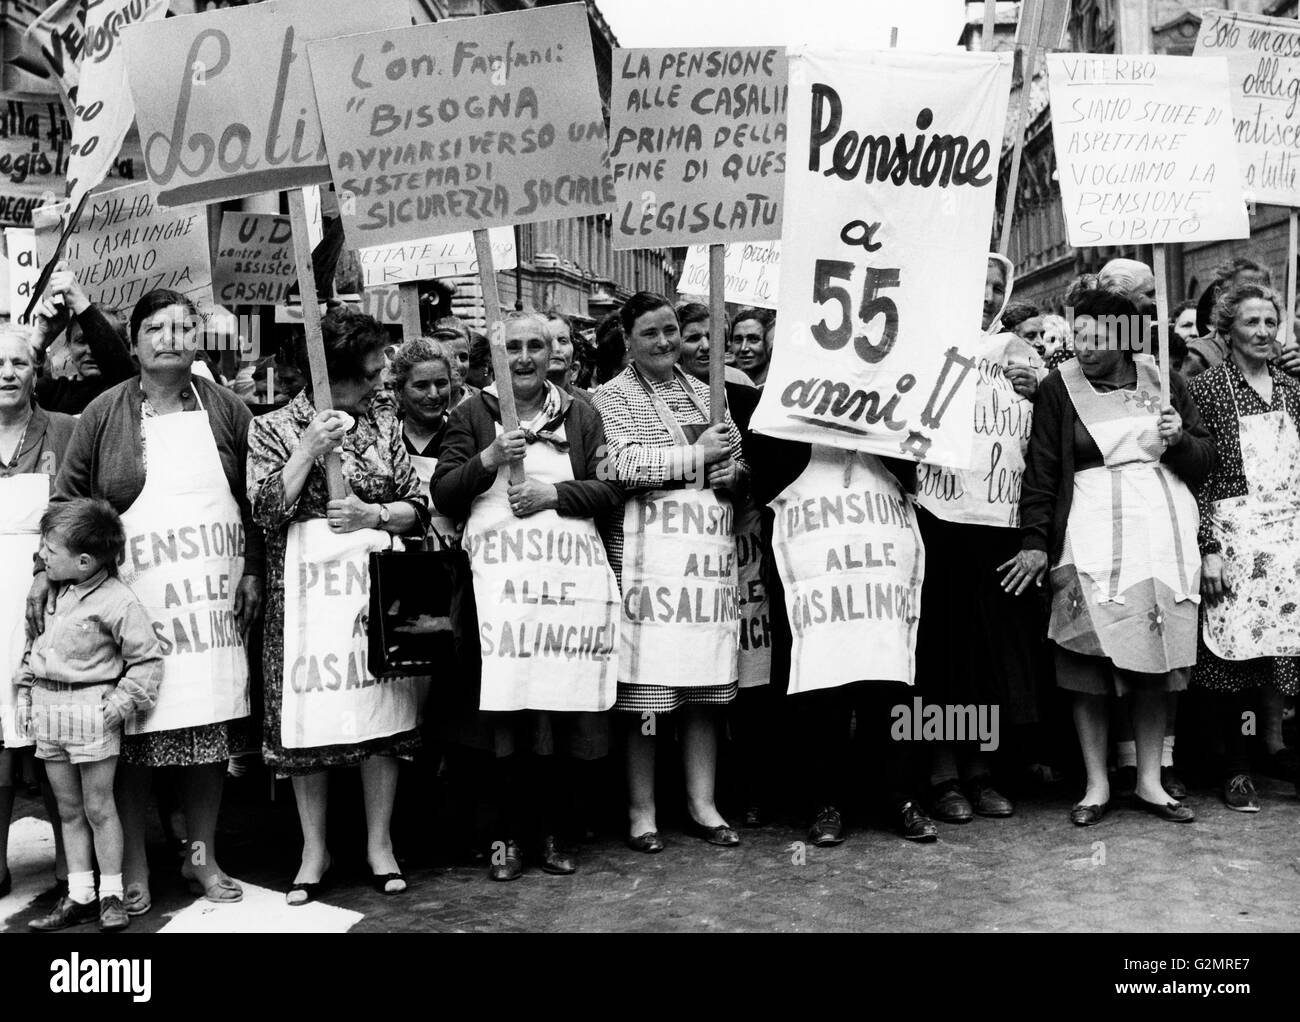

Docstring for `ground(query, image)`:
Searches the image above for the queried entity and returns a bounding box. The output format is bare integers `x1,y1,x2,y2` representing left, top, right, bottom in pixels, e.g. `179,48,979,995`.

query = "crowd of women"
0,245,1297,917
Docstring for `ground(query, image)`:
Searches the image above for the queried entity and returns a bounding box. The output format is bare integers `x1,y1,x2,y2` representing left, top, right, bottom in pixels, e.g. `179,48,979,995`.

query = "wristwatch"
376,503,391,526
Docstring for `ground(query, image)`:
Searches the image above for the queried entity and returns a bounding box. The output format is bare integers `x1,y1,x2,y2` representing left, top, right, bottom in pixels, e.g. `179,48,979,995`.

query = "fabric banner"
770,447,923,695
734,502,772,689
1,93,70,228
358,225,516,286
121,0,411,206
1046,53,1249,247
1194,9,1300,206
619,491,739,688
750,48,1010,470
678,241,780,310
307,2,615,246
915,333,1040,529
214,211,296,306
280,520,419,749
609,46,786,249
21,0,85,103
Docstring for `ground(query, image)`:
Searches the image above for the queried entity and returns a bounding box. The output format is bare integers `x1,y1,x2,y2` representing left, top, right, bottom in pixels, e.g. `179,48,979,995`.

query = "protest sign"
358,225,515,286
306,2,614,246
21,0,85,104
64,0,169,211
678,240,780,310
771,447,923,694
1195,9,1300,207
121,0,412,206
35,180,212,310
609,46,786,249
915,333,1040,529
214,211,296,306
735,505,772,689
750,49,1011,469
1046,53,1249,247
1,93,70,228
3,228,38,321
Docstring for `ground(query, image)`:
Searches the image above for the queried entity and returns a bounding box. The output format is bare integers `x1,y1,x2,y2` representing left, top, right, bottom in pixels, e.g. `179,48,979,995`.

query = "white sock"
1162,734,1175,769
1117,741,1137,769
99,873,124,900
67,870,96,905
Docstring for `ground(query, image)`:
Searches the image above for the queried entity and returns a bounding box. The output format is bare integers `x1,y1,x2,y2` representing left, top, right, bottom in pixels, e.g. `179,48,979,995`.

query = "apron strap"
631,366,711,446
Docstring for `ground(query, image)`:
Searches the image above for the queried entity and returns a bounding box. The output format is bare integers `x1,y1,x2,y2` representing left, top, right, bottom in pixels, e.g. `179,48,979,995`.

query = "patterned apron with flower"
1202,382,1300,659
1049,356,1201,673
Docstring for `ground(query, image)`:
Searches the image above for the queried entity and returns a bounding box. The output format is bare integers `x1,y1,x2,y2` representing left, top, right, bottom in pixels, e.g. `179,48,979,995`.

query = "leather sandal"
182,863,243,903
123,881,152,917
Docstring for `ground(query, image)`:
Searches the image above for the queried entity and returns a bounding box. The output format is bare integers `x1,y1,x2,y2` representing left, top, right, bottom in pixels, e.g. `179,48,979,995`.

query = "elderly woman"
34,289,264,914
249,306,428,903
432,312,622,879
594,292,747,852
1189,284,1300,811
390,338,460,544
1,325,76,899
914,255,1042,823
1008,289,1214,826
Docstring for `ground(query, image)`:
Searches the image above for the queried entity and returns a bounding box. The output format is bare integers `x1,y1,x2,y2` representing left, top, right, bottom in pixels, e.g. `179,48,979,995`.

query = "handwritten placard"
359,225,516,286
3,228,39,321
609,46,786,249
35,180,212,311
1046,53,1249,247
749,49,1010,470
1,93,70,228
1195,9,1300,206
307,3,614,246
678,241,780,310
120,0,412,206
214,212,297,306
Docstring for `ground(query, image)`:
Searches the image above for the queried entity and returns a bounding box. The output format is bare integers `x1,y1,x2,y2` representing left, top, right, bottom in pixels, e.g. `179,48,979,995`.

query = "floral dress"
248,391,430,773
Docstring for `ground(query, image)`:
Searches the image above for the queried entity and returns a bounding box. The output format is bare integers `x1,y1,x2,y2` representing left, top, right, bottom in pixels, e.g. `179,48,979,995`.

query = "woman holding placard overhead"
433,312,622,880
38,290,263,914
392,337,461,544
593,293,747,853
1008,289,1214,827
249,306,428,903
1189,283,1300,811
913,255,1044,824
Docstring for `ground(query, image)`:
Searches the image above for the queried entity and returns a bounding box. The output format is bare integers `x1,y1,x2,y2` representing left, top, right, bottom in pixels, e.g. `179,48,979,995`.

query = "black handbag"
367,528,480,679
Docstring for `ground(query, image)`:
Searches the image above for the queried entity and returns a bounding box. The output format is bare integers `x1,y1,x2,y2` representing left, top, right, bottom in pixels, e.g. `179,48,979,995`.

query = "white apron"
619,370,739,689
771,446,924,695
1202,381,1300,660
280,519,419,747
463,415,619,712
117,395,249,734
917,333,1038,528
1049,357,1201,674
735,500,772,689
0,473,50,748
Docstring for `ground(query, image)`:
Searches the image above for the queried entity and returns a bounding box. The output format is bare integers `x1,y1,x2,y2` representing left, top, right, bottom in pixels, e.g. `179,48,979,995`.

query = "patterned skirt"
122,720,247,768
614,681,738,714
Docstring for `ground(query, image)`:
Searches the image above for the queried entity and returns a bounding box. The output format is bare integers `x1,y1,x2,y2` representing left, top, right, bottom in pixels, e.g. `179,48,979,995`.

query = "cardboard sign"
678,240,780,310
1194,9,1300,206
1047,53,1249,246
121,0,412,206
307,2,614,246
214,211,297,306
734,503,772,688
3,228,39,321
35,180,212,311
64,0,169,210
750,49,1011,470
915,333,1040,529
609,46,786,249
359,225,516,286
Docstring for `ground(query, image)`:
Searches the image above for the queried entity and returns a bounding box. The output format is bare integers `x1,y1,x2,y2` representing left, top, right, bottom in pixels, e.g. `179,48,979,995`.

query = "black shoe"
540,835,577,875
1070,801,1108,826
286,859,333,906
898,801,938,842
1223,774,1261,813
807,806,845,846
686,817,741,847
29,895,98,931
0,871,10,899
965,776,1014,817
99,894,129,931
1161,767,1187,800
627,832,665,854
488,840,524,881
929,779,973,823
370,872,408,894
1135,795,1195,823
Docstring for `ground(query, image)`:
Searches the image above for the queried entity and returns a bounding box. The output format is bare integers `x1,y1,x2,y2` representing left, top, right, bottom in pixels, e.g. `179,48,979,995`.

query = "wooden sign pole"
982,0,997,49
473,228,525,486
1287,210,1298,350
287,187,346,499
998,0,1045,257
708,243,727,424
398,282,422,344
1153,245,1172,409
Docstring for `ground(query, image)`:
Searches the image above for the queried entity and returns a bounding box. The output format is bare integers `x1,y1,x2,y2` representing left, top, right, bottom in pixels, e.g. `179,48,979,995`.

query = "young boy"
16,499,162,932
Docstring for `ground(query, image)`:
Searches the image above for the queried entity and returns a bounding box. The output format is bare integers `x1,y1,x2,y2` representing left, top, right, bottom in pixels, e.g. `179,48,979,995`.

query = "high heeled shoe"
287,858,333,906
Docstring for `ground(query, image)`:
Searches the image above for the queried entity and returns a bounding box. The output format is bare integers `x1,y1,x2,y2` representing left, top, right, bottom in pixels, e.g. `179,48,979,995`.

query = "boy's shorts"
29,680,121,764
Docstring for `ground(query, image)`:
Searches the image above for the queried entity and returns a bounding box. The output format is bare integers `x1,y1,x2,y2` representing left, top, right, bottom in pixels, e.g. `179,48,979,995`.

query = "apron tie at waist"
1175,592,1201,605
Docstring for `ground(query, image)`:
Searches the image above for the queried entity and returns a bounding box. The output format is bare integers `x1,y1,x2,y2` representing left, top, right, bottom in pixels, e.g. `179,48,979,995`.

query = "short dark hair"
619,291,674,336
129,289,199,345
1001,301,1040,332
676,302,710,330
595,311,627,385
318,306,388,382
730,307,772,337
468,332,492,372
40,499,125,575
1073,288,1139,321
